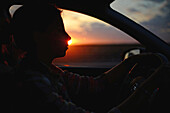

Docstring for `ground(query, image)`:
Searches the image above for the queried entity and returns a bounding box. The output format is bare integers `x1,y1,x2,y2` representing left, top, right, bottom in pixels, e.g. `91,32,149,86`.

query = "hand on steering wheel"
116,53,168,105
115,53,169,113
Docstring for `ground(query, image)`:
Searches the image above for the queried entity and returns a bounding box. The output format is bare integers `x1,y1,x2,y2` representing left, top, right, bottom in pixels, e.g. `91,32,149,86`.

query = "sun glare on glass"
68,39,72,45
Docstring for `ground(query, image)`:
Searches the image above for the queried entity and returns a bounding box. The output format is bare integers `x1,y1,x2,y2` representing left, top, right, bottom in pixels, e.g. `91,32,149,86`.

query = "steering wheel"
115,53,169,106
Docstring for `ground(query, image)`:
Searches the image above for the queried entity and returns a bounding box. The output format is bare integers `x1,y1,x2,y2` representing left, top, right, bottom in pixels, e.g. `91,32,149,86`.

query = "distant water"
53,44,142,68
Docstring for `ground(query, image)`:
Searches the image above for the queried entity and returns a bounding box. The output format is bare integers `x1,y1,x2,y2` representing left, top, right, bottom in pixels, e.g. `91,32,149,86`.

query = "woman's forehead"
47,16,65,32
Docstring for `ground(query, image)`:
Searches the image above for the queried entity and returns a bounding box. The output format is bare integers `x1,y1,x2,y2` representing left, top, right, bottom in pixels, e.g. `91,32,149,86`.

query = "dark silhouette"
10,3,167,113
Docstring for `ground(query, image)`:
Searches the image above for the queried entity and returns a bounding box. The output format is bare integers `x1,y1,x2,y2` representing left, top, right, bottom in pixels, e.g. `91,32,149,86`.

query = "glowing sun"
68,39,72,45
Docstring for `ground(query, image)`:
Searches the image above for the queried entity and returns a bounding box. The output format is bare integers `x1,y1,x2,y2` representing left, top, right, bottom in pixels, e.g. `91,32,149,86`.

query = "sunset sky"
10,0,170,45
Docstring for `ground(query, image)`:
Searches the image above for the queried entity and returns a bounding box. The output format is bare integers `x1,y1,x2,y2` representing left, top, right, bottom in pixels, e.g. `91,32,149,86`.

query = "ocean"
53,44,142,68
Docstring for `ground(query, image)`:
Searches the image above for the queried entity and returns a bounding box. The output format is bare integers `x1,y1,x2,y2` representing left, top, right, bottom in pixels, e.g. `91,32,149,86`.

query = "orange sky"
62,10,138,45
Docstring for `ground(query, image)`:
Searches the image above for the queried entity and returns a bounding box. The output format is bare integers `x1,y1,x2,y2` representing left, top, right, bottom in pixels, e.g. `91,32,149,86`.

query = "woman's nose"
65,32,71,41
63,32,71,46
67,33,71,41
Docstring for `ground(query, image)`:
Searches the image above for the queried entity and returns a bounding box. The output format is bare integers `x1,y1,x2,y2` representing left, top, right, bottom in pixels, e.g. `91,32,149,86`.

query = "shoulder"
15,65,52,88
49,64,64,74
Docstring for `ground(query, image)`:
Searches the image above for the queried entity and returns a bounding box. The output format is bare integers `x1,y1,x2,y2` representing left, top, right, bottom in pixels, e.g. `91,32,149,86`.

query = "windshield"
110,0,170,43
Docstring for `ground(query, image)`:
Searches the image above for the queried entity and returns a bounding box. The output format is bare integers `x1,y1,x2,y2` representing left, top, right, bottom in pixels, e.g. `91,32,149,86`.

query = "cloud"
138,0,170,42
62,10,103,33
62,10,138,44
141,14,170,42
127,8,140,13
111,0,170,23
145,0,166,3
69,22,138,44
111,0,170,43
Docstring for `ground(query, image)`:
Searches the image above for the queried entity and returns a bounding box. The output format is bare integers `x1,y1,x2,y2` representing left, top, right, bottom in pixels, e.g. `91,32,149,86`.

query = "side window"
53,10,142,68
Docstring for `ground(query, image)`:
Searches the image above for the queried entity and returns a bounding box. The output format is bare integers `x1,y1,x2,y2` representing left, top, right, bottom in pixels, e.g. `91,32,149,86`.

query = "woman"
11,3,165,113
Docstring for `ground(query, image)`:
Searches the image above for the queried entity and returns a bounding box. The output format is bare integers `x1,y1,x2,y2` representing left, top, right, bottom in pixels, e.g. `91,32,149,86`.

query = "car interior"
1,0,170,113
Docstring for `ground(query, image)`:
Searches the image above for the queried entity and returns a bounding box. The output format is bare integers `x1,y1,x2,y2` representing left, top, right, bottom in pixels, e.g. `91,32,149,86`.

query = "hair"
11,4,62,53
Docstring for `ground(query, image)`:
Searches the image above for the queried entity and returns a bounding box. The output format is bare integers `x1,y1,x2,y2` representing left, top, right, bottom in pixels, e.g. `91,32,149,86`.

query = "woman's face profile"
35,15,71,59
